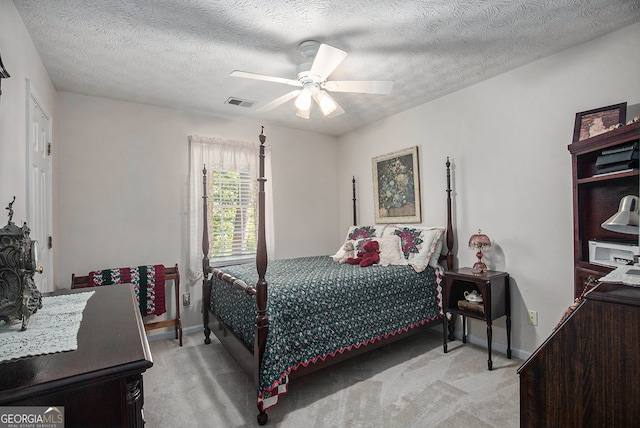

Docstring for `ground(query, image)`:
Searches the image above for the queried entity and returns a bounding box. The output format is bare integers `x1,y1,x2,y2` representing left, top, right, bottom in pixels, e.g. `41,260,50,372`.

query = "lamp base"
472,261,488,274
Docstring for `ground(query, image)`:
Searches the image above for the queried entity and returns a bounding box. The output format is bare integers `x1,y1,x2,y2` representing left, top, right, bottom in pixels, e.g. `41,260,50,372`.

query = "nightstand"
443,267,511,370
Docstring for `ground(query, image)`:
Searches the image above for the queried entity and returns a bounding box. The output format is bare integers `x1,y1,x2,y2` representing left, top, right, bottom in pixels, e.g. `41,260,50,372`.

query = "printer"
589,240,640,268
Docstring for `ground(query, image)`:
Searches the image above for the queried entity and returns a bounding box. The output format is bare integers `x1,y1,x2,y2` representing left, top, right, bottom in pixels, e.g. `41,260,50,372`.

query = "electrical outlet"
528,310,538,326
183,292,191,307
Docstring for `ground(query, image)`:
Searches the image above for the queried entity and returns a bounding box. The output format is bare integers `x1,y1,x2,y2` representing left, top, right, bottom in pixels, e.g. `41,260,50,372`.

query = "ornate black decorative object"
0,50,10,97
0,197,42,330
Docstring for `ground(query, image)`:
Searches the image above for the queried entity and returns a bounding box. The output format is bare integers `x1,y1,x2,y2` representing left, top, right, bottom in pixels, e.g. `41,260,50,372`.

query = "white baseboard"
146,324,202,343
450,331,532,361
147,324,533,361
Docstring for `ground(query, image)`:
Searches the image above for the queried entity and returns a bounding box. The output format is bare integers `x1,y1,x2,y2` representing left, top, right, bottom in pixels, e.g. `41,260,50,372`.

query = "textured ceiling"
13,0,640,136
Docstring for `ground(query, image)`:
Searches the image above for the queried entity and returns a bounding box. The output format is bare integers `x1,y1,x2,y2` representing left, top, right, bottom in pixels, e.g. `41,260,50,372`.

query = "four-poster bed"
202,129,455,425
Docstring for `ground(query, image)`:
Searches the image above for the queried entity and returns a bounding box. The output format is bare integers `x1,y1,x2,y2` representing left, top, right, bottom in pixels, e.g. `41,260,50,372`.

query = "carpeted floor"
145,328,520,427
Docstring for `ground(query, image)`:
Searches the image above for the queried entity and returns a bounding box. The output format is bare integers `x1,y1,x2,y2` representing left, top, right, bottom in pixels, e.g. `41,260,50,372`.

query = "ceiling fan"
230,41,393,119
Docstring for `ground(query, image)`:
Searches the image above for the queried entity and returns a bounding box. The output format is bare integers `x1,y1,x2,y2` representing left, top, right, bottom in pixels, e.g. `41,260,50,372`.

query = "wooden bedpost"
352,176,357,226
445,157,456,341
445,157,454,270
255,127,269,425
202,164,212,345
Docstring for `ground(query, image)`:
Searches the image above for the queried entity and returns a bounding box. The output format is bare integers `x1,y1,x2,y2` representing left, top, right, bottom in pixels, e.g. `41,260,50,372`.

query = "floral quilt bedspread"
210,256,443,408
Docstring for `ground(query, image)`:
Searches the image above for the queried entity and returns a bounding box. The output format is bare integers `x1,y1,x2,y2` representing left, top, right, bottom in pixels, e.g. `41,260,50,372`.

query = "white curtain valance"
188,135,261,175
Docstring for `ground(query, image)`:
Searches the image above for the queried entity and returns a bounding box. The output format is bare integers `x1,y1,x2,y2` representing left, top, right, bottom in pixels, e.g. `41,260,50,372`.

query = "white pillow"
428,233,446,268
375,235,408,266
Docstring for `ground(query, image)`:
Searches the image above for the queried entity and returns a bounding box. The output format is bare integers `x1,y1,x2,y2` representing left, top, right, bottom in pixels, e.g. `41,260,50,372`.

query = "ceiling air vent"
225,97,255,108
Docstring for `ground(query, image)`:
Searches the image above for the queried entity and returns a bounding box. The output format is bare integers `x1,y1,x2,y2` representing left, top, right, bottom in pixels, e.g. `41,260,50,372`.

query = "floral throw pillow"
383,226,445,272
393,227,424,259
330,226,381,261
353,238,372,253
346,226,378,241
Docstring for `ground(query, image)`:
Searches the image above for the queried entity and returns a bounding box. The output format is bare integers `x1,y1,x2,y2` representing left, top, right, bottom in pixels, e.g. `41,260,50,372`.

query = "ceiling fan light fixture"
315,91,337,116
232,42,391,119
295,107,310,119
294,88,312,111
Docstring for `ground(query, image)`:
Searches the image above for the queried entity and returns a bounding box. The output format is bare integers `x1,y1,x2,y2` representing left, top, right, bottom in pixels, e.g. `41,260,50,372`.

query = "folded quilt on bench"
89,265,166,316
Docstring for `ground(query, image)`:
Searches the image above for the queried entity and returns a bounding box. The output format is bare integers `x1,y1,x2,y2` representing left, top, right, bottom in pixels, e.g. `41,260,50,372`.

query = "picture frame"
573,102,627,142
372,146,421,223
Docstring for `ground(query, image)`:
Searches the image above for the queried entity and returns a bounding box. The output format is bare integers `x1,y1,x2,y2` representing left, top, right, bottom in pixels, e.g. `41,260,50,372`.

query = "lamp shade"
294,89,312,111
469,229,491,273
314,90,337,116
469,229,491,249
295,107,310,119
602,195,639,235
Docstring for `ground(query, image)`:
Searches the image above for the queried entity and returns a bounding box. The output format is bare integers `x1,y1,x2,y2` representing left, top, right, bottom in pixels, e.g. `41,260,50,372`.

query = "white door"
27,83,53,293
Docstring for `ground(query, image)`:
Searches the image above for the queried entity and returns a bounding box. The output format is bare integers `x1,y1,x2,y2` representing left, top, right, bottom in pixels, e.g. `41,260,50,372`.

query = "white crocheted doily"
0,291,95,363
599,265,640,287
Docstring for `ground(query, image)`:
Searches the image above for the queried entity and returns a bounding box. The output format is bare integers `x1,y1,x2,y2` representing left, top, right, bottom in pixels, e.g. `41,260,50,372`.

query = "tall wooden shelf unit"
568,121,639,298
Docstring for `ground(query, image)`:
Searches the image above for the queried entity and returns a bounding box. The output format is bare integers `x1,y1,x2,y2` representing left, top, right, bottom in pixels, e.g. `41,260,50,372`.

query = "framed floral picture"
372,146,421,223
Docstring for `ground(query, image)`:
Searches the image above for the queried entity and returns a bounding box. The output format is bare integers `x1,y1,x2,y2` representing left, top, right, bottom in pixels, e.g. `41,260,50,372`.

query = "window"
188,135,273,280
208,170,257,262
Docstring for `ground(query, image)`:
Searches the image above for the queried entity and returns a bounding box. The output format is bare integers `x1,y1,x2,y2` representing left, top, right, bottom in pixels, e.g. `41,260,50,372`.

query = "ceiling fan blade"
309,44,348,81
256,90,301,112
322,80,394,95
230,70,302,87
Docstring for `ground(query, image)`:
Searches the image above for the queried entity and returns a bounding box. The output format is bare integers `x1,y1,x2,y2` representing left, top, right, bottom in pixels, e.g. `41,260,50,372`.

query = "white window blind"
208,170,257,259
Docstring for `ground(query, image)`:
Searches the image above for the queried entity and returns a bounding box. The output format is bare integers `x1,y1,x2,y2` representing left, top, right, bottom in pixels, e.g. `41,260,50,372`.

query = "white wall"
338,23,640,356
55,93,339,330
0,1,57,229
5,0,639,352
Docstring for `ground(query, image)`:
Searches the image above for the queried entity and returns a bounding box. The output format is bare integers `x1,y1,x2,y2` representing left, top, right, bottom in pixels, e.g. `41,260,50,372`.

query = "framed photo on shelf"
372,146,421,223
573,102,627,142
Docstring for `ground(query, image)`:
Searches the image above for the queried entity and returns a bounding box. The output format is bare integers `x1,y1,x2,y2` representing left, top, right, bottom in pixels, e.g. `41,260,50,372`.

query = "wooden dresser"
518,282,640,427
0,285,153,428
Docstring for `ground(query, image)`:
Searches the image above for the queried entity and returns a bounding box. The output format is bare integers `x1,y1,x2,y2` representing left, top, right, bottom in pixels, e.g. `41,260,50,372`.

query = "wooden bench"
72,263,182,346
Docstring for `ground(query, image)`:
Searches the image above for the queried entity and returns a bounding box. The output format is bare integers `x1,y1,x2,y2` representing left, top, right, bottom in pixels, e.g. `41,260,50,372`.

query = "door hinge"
47,143,51,156
48,236,52,249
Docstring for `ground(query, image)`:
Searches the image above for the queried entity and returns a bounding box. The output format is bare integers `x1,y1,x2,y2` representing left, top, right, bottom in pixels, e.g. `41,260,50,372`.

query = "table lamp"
469,229,491,274
601,195,639,235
